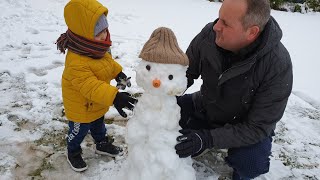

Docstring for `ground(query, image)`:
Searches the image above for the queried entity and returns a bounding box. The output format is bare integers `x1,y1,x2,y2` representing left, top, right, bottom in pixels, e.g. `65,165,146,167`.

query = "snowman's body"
125,60,196,180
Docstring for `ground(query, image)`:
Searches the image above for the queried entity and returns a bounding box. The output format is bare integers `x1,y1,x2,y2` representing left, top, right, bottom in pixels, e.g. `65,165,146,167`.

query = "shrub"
207,0,319,13
294,4,302,12
270,0,286,10
306,0,320,12
288,0,305,3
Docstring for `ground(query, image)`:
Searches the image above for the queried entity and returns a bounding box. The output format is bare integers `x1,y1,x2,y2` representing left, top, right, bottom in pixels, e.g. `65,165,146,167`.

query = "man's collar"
217,34,262,61
237,34,262,59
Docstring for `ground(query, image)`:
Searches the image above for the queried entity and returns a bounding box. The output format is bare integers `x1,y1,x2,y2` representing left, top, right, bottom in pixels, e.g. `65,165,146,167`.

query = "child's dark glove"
113,92,138,118
115,72,131,90
175,129,213,158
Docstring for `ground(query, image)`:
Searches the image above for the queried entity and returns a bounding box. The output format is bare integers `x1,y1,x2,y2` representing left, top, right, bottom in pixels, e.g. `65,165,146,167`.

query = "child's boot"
95,137,123,157
67,150,88,172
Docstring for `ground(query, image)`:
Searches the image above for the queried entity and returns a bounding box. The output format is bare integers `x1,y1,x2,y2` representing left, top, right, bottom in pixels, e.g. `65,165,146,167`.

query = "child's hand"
115,72,131,90
113,92,138,118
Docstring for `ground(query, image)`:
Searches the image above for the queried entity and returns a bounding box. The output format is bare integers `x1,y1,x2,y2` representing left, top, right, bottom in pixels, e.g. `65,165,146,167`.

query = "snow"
0,0,319,179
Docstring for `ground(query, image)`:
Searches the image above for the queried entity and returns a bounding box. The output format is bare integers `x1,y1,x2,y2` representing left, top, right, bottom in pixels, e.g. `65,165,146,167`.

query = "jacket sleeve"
69,62,118,107
186,35,201,79
186,23,213,79
107,53,123,79
112,60,123,78
209,50,293,149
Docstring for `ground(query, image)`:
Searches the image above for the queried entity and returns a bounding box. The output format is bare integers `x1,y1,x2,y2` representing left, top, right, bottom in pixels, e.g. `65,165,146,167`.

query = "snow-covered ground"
0,0,319,179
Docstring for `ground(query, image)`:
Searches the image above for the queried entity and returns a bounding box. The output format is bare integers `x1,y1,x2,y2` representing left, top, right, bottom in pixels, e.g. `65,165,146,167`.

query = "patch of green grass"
278,151,303,169
104,118,114,124
28,159,54,177
131,92,142,98
51,117,67,123
34,127,68,151
0,166,6,173
16,119,28,128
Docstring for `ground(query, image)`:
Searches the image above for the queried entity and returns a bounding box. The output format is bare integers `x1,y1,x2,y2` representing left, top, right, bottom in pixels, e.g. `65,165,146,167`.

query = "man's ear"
247,25,260,41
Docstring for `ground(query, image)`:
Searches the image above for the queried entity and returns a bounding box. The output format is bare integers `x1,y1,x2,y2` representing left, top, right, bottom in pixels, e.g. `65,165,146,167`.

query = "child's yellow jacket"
62,0,122,123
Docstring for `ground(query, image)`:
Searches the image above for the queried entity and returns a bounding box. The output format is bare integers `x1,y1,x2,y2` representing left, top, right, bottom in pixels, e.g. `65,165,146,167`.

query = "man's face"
213,0,250,52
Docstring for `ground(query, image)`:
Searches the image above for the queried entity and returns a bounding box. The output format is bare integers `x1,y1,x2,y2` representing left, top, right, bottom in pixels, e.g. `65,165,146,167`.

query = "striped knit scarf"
56,29,112,59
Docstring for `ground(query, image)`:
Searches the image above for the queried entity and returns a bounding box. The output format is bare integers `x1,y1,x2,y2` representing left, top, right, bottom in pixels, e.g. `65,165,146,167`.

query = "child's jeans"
67,116,106,154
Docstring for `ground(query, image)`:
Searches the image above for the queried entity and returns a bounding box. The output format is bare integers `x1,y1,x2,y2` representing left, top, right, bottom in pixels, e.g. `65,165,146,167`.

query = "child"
56,0,137,172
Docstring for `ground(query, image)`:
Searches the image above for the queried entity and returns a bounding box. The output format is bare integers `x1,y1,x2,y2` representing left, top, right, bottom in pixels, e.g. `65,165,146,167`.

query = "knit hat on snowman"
139,27,189,66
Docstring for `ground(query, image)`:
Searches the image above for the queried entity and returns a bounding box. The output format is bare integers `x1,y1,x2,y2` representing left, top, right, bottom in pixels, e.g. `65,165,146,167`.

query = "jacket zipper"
218,55,257,84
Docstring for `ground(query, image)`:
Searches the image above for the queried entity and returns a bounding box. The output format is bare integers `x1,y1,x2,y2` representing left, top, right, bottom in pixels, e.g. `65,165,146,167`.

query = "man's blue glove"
115,72,132,90
175,129,213,158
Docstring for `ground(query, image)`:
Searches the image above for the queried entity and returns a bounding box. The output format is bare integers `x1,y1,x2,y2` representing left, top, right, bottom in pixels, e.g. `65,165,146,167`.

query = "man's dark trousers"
177,94,272,179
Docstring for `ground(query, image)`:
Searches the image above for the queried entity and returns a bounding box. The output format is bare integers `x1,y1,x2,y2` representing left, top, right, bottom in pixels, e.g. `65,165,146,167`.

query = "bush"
208,0,319,13
270,0,286,10
294,4,302,12
288,0,305,3
306,0,320,12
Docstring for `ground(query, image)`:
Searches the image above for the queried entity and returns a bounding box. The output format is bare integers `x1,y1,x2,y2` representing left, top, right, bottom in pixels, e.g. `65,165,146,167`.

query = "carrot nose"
152,79,161,88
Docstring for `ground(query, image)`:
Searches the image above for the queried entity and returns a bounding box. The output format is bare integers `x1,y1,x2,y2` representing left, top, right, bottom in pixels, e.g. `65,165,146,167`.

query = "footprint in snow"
28,60,64,77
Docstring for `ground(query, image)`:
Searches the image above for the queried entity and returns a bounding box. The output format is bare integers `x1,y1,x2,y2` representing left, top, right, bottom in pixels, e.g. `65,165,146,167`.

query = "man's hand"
116,72,132,90
175,129,213,158
113,92,138,117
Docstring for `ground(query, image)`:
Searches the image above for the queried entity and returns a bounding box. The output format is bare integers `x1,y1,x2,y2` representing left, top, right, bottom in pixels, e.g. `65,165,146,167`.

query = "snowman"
125,27,196,180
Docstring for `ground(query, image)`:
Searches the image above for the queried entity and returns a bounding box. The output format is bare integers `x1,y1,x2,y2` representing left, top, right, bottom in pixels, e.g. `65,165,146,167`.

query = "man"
175,0,293,179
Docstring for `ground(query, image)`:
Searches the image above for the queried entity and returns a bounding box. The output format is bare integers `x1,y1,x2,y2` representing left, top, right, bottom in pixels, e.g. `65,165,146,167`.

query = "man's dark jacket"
186,17,293,149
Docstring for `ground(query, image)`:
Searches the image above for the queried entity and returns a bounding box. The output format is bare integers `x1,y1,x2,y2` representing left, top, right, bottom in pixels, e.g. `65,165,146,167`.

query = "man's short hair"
242,0,271,32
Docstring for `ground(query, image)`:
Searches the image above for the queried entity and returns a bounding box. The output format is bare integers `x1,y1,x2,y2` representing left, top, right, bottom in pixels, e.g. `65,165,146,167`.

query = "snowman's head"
136,60,187,96
137,27,189,96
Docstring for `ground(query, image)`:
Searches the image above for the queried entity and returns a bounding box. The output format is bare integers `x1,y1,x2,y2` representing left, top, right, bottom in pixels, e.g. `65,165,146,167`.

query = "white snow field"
0,0,319,179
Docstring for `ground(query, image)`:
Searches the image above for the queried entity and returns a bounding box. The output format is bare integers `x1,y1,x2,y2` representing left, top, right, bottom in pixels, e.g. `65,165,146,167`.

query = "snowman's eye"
146,65,151,71
168,75,173,80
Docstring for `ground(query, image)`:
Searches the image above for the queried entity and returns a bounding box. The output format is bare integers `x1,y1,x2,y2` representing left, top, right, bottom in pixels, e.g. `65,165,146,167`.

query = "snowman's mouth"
167,88,184,96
